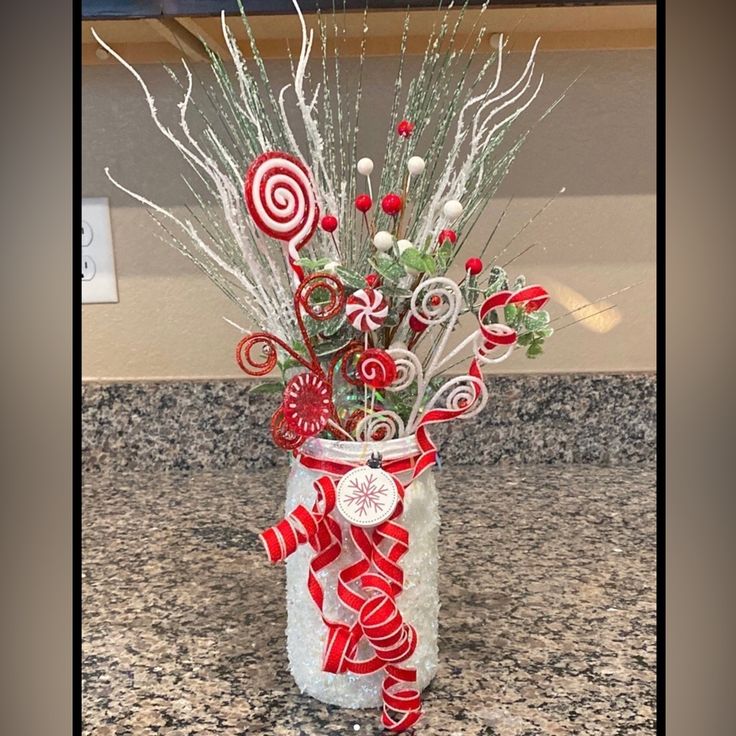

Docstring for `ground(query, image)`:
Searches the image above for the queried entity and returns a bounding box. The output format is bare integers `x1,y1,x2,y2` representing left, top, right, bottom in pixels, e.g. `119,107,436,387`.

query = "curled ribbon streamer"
261,476,354,672
260,470,421,731
260,476,339,563
478,284,550,348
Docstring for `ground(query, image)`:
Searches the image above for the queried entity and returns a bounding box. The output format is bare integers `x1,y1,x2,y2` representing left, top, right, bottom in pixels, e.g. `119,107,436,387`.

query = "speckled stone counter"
82,374,656,472
83,464,656,735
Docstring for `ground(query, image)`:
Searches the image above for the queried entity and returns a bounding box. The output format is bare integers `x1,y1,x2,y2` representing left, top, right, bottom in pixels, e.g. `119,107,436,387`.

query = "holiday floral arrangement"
93,0,573,730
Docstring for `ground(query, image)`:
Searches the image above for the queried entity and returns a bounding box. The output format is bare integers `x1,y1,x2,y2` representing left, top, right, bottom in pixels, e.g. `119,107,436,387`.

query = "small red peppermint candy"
356,348,397,389
355,194,373,213
381,193,403,216
465,257,483,275
346,288,389,332
438,229,457,245
397,120,415,138
321,215,338,233
282,372,333,437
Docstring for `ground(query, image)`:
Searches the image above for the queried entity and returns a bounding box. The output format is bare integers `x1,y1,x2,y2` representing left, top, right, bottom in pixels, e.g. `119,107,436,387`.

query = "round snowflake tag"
336,466,399,527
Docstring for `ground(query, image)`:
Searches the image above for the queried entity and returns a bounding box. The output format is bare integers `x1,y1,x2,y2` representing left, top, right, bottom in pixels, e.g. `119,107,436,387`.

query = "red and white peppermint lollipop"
346,288,388,332
244,151,320,282
356,348,397,389
282,372,333,437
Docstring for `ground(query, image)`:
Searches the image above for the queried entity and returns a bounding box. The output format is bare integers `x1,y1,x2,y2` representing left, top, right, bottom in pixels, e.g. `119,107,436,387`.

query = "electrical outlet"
82,220,93,247
82,197,118,303
82,254,96,281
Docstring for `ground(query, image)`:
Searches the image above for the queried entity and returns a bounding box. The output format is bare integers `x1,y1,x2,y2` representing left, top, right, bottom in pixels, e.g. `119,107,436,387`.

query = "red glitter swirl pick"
270,406,305,451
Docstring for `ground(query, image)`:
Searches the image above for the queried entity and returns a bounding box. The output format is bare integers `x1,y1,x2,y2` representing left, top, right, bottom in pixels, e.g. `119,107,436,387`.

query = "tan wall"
82,48,655,380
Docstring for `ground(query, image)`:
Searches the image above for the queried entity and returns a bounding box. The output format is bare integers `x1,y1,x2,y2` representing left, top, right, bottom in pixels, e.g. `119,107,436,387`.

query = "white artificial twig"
92,25,303,341
414,37,543,248
104,169,249,290
220,11,269,151
288,0,339,217
223,317,250,333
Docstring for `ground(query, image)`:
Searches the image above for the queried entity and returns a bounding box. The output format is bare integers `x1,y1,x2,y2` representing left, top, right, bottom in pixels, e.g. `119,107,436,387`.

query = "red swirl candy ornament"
244,151,320,282
356,348,397,390
282,372,334,437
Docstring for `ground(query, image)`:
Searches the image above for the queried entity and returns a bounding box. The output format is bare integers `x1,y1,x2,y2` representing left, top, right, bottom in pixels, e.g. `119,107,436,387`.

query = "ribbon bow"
260,471,421,731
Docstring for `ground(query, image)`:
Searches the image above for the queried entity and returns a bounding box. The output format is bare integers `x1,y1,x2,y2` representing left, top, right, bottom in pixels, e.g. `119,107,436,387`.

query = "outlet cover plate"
82,197,118,304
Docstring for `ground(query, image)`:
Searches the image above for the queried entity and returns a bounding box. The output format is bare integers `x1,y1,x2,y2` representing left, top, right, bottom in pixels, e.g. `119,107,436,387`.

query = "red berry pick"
438,229,457,245
465,257,483,276
381,193,403,216
355,194,373,213
397,120,415,138
409,314,429,332
321,215,338,233
365,273,381,288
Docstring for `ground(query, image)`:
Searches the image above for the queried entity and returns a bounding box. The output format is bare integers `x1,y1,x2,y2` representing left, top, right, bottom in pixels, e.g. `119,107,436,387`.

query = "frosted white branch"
220,11,269,151
414,37,544,247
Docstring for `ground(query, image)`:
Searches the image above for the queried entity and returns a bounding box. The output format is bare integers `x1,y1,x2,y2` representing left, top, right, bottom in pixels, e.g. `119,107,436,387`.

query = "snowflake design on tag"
336,466,399,527
345,472,389,516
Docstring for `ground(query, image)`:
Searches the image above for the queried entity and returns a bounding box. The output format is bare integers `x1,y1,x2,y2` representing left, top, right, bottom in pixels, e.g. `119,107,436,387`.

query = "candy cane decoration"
244,151,320,283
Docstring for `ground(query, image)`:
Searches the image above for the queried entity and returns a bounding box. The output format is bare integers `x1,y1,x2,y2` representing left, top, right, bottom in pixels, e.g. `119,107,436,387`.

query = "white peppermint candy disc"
346,288,389,332
336,466,399,527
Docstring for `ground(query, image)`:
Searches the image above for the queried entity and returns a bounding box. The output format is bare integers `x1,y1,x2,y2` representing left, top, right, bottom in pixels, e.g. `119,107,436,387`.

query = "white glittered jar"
284,434,440,708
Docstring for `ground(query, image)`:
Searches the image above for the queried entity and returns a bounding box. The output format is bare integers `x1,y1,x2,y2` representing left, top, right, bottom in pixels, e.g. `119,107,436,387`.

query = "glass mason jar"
284,434,440,708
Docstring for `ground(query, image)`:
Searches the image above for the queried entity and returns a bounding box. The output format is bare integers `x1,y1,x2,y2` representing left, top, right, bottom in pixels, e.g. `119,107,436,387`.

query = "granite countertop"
83,464,656,736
